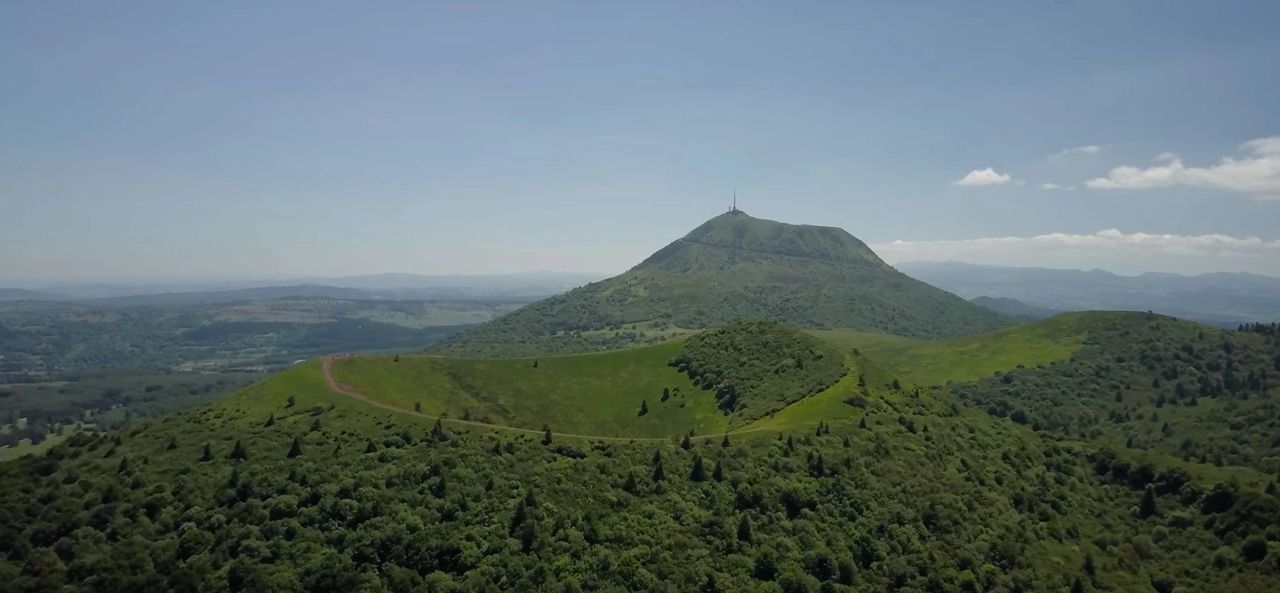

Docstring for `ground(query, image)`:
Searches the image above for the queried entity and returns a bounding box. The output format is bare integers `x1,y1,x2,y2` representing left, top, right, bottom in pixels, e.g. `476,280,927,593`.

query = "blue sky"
3,1,1279,282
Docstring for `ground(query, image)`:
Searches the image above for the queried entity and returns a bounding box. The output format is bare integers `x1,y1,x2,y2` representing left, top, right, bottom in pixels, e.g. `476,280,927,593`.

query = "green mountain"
434,211,1010,356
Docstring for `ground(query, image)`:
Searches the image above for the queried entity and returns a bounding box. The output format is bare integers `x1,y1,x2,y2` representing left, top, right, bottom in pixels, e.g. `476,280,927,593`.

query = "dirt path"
320,355,763,442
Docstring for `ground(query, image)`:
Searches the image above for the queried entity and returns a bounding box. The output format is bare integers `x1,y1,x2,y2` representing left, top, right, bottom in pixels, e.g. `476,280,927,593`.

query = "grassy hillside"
433,212,1009,357
330,341,730,438
810,312,1116,386
671,320,847,426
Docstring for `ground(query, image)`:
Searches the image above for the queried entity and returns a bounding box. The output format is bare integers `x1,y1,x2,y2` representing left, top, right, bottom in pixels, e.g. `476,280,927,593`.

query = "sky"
3,1,1279,285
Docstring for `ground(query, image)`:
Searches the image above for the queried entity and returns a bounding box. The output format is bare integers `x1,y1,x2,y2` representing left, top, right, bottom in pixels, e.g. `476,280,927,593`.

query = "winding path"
320,355,763,442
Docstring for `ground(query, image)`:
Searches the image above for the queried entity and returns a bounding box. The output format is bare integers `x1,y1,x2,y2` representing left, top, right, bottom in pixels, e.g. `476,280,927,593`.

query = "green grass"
330,341,731,438
808,311,1126,386
0,426,82,462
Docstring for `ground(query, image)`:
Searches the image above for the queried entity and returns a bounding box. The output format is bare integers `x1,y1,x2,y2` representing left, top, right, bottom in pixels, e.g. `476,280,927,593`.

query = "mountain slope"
434,212,1009,356
970,296,1062,320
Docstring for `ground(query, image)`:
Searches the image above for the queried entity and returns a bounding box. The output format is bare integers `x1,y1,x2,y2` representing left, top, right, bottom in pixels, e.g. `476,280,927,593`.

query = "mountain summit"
434,212,1008,356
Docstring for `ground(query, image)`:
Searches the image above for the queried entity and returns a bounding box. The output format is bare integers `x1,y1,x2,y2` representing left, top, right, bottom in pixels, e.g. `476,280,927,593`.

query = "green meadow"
329,341,731,438
808,311,1124,386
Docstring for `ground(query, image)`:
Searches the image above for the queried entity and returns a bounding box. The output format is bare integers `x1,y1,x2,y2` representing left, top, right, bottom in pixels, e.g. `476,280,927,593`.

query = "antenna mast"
732,187,737,213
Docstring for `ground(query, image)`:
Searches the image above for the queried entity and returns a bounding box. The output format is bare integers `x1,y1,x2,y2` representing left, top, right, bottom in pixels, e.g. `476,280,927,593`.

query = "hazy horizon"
4,2,1279,280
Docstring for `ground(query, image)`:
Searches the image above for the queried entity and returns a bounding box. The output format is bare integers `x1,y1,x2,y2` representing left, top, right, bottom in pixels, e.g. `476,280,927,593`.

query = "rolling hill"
433,211,1010,357
4,311,1279,592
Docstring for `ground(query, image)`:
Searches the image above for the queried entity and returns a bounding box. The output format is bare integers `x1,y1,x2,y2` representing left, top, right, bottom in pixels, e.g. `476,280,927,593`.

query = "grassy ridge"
330,341,730,438
809,311,1116,386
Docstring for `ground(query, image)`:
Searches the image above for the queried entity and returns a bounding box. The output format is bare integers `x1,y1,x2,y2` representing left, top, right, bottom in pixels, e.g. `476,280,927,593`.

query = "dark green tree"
737,515,754,543
638,400,649,416
229,439,248,461
541,425,552,445
1138,484,1157,518
287,436,304,458
264,414,275,427
690,454,706,482
200,442,213,462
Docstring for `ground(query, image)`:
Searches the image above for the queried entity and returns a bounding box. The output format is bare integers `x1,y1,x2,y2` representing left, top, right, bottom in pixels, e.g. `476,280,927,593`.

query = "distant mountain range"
898,261,1280,326
0,272,605,304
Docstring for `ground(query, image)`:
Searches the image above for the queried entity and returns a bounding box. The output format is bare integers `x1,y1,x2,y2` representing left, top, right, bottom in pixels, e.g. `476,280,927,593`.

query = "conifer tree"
229,439,248,461
737,515,753,543
1138,484,1157,518
287,436,304,458
200,442,213,462
264,414,275,427
690,454,706,482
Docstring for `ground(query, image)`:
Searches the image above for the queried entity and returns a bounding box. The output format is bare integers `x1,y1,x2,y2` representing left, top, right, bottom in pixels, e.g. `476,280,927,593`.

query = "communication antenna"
732,187,737,212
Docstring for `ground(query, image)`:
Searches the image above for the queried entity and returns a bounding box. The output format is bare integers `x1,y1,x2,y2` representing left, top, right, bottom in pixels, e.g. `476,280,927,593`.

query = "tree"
532,359,538,368
414,402,422,413
681,434,692,450
230,439,248,461
287,436,304,458
116,456,131,474
166,436,177,451
541,425,552,446
286,394,296,408
622,472,639,494
662,387,671,402
690,454,706,482
638,400,649,416
200,442,213,462
310,418,321,432
364,439,377,454
1138,485,1157,518
859,417,868,430
737,515,754,543
1242,535,1268,562
431,419,447,442
713,460,724,481
393,353,400,363
721,434,731,448
652,457,666,482
264,414,275,427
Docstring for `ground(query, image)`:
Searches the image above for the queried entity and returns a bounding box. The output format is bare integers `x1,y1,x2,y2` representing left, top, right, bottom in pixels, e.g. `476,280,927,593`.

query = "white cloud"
1153,152,1179,163
1050,144,1103,158
1086,137,1280,198
1040,182,1075,190
873,229,1280,276
953,168,1012,186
